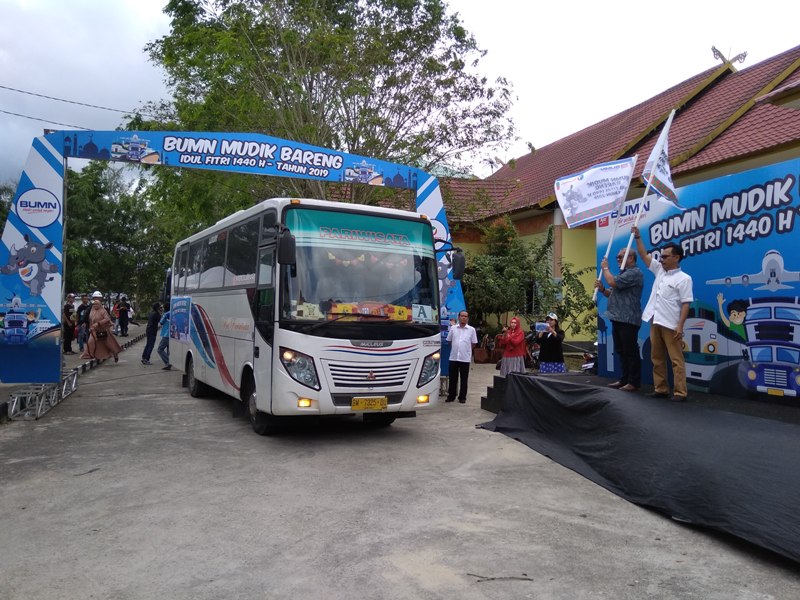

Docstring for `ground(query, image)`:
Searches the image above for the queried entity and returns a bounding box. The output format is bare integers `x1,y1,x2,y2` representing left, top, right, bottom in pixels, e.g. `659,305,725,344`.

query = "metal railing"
7,368,79,420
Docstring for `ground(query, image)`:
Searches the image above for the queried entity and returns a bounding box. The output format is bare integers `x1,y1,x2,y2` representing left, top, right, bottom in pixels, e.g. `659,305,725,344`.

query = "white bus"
169,198,462,434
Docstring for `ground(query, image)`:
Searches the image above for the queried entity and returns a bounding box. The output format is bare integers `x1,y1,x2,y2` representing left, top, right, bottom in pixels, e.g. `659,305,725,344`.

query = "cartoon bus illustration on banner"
596,157,800,401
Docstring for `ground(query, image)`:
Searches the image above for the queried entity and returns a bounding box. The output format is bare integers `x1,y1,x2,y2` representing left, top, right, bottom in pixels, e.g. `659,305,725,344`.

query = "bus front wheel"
247,384,279,436
187,356,209,398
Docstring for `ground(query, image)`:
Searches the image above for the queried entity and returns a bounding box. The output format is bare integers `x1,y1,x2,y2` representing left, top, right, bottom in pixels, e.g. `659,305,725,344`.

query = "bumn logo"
17,188,61,229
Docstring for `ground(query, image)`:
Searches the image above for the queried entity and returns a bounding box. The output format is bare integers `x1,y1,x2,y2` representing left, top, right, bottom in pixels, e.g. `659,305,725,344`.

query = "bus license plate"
351,396,388,411
767,388,785,397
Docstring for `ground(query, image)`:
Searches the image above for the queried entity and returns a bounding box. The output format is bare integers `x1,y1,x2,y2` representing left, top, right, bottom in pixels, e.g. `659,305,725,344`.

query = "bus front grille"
325,361,413,389
763,368,788,387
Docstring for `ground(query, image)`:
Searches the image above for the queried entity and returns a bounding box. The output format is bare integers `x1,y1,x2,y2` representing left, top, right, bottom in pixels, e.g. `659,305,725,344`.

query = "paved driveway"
1,347,798,599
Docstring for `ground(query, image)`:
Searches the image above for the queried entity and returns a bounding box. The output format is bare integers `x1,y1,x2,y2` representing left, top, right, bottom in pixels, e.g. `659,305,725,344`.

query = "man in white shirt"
445,310,478,403
632,227,694,401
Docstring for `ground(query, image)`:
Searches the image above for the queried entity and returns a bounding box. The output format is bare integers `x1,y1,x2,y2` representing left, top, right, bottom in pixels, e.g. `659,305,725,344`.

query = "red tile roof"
485,65,729,212
439,178,519,221
676,103,800,172
641,45,800,177
441,44,800,221
755,70,800,105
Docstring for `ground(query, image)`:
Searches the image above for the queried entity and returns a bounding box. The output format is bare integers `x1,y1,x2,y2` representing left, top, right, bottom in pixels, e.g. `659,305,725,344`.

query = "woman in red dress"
496,316,527,377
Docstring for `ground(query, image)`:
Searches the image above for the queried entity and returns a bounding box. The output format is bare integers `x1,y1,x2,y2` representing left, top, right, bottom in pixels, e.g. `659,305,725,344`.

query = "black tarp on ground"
480,374,800,563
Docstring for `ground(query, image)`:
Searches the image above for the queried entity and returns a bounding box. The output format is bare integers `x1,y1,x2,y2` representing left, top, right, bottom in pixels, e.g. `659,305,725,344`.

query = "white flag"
553,157,637,228
642,109,684,211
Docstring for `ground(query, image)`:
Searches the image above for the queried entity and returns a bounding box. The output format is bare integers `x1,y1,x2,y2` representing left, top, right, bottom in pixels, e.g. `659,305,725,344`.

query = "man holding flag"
595,249,644,391
632,226,693,402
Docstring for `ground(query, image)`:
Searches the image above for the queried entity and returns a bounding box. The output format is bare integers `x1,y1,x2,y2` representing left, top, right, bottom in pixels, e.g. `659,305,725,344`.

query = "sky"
1,0,798,184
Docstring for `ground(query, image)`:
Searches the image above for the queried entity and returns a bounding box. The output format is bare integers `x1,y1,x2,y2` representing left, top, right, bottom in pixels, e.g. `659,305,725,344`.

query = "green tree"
140,0,515,219
64,163,174,305
462,216,596,336
0,181,14,226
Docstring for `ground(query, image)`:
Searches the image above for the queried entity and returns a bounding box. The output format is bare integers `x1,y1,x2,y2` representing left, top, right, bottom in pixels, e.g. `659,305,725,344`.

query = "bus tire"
363,413,396,428
187,356,209,398
246,381,279,436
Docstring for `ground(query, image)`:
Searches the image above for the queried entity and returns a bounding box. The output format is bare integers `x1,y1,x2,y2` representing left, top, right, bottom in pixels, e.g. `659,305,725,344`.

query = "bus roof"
178,198,429,246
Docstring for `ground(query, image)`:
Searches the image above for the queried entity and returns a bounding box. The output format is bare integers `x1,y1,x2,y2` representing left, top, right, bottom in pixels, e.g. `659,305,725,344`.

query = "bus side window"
258,248,274,287
261,211,277,243
226,218,259,287
257,288,275,322
174,246,188,295
185,241,203,291
255,247,275,343
200,231,227,289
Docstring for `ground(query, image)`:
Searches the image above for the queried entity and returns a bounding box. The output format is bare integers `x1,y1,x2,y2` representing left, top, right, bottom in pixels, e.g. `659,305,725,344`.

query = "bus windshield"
280,207,439,325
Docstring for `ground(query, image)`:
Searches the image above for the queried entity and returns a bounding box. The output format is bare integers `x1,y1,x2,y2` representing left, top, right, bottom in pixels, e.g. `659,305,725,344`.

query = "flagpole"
592,154,638,302
622,157,661,265
621,109,677,268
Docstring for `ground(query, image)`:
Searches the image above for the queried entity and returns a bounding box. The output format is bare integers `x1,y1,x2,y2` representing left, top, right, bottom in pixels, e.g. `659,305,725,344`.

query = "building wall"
560,225,598,342
452,210,597,343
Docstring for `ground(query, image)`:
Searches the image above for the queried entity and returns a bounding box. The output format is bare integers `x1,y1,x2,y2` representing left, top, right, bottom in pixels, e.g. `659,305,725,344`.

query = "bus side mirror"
277,229,296,265
451,251,465,280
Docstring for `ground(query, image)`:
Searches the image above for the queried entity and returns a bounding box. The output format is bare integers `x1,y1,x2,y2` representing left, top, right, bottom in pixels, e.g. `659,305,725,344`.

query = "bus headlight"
417,351,440,387
280,347,320,390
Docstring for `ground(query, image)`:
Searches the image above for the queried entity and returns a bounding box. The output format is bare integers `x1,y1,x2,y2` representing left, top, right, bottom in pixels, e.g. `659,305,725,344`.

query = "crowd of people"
444,228,694,404
444,309,568,404
61,291,171,370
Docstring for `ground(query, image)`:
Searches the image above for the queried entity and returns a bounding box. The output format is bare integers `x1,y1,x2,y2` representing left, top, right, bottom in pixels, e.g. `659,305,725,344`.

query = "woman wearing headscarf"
496,316,527,377
537,312,567,374
81,291,123,362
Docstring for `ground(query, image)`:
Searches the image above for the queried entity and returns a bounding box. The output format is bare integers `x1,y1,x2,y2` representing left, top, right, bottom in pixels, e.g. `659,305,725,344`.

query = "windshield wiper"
305,314,350,332
304,312,391,333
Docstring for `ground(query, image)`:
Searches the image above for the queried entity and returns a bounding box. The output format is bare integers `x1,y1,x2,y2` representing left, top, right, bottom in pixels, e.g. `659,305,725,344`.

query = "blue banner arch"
0,130,465,383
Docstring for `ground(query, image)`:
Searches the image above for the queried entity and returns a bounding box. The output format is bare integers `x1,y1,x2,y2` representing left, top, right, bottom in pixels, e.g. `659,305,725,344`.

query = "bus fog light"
417,351,441,387
279,346,321,390
747,369,757,381
416,395,429,404
298,398,313,408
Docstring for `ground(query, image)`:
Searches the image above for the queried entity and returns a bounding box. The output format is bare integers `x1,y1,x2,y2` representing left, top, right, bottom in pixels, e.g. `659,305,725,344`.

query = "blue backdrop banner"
596,157,800,399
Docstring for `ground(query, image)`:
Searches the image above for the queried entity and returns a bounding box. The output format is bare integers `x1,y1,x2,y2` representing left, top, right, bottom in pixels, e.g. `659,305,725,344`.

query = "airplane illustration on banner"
706,249,800,292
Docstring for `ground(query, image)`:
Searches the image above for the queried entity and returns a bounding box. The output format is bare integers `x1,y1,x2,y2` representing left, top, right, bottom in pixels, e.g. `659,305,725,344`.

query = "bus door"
170,244,189,372
253,244,276,409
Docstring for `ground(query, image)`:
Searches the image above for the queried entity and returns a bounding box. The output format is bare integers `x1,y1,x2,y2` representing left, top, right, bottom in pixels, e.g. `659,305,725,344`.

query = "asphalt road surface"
1,347,799,599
